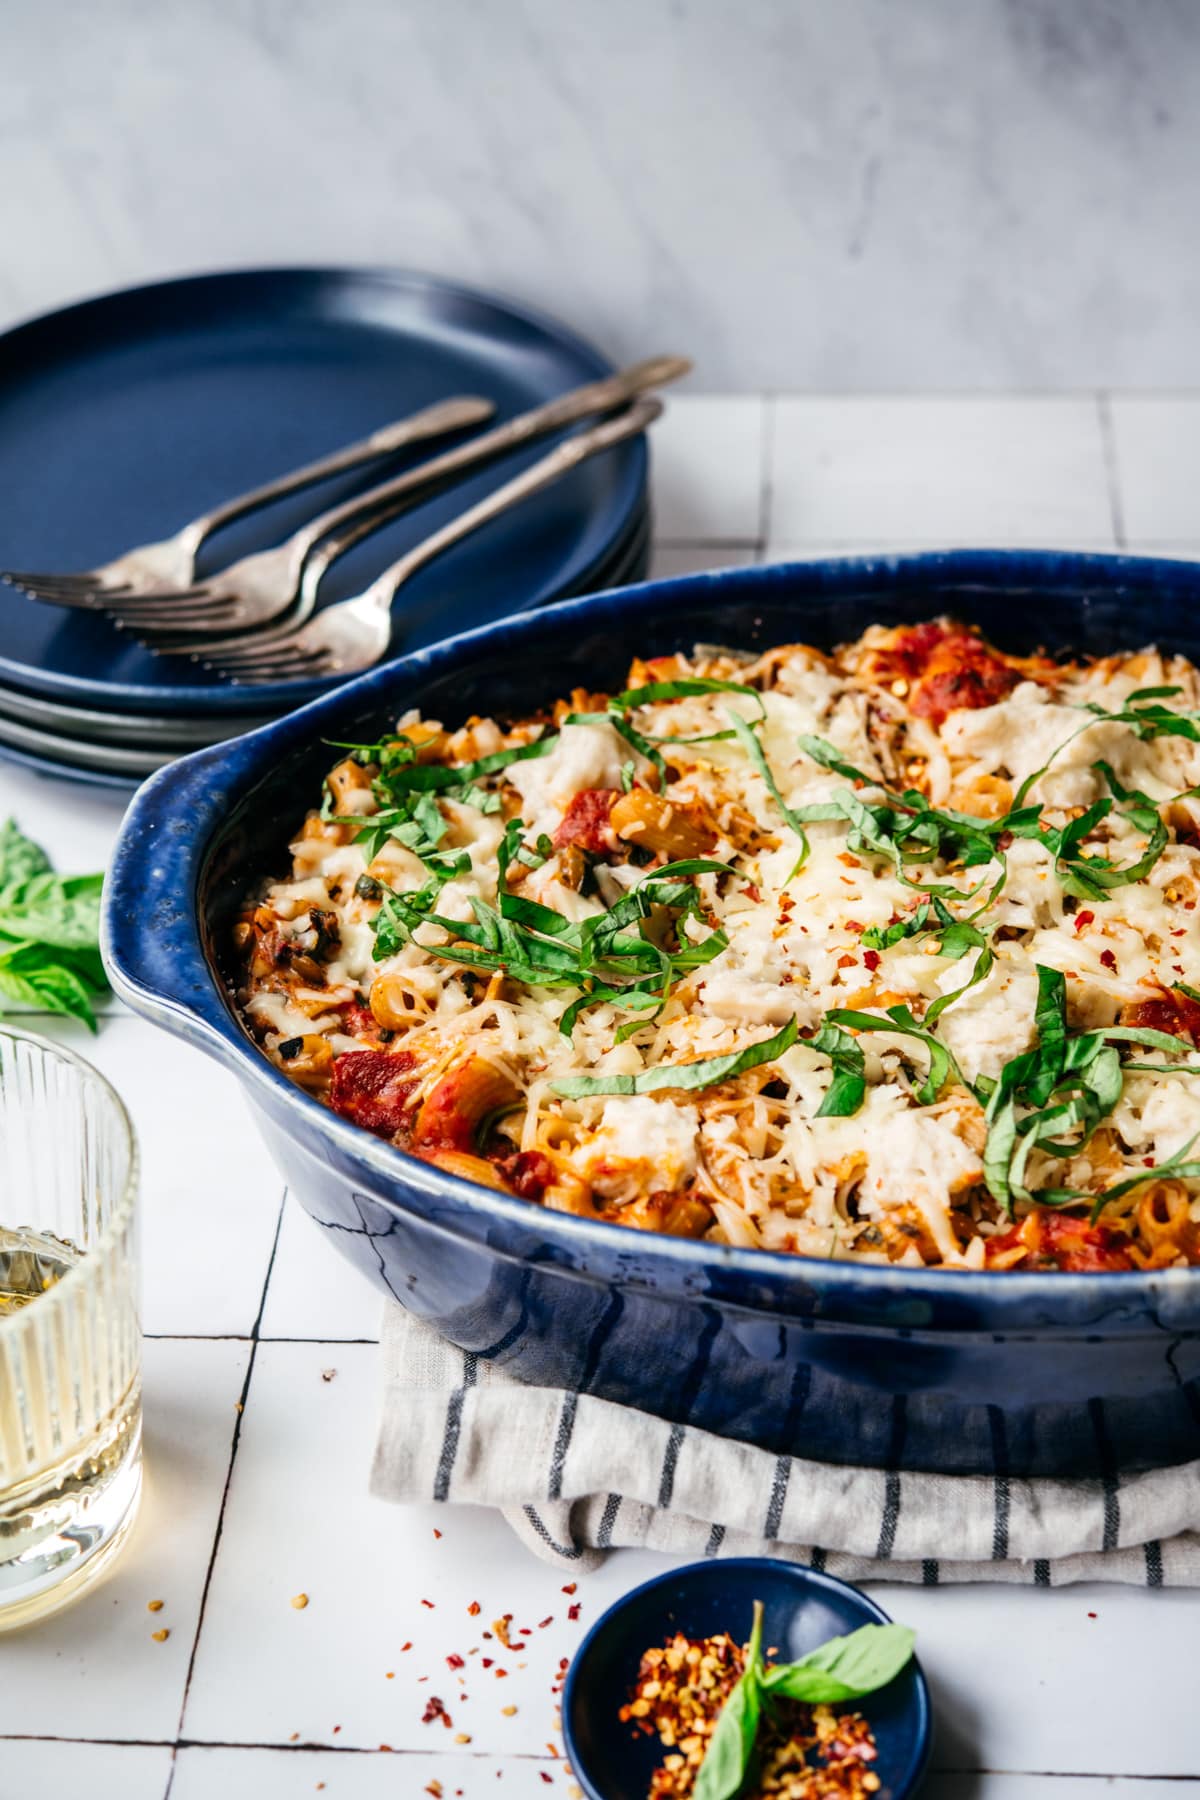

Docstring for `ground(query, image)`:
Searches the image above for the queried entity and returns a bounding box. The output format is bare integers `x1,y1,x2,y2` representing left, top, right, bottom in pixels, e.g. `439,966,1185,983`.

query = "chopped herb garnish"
550,1018,799,1098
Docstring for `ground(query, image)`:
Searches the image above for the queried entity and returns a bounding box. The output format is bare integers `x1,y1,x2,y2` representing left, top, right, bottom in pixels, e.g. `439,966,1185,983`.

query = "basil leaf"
0,825,106,1030
614,677,766,724
550,1018,798,1098
924,942,995,1025
1087,1131,1200,1222
0,818,51,889
725,710,810,862
811,1022,867,1117
694,1599,764,1800
824,1005,968,1104
759,1622,916,1705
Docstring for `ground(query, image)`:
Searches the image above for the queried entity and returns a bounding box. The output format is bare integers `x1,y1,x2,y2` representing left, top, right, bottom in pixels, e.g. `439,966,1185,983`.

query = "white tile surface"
768,398,1114,546
259,1195,382,1342
648,542,757,581
873,1579,1200,1778
171,1745,551,1799
184,1340,667,1756
924,1784,1200,1799
0,1742,171,1800
1109,398,1200,541
650,396,764,542
0,1337,248,1741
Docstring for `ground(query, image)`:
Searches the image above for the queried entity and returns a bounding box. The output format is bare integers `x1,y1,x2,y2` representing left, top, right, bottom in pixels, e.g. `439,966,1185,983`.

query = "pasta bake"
234,619,1200,1272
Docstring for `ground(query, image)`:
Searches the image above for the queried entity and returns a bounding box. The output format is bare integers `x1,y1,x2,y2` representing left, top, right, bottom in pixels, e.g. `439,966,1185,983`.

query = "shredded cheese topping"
234,620,1200,1273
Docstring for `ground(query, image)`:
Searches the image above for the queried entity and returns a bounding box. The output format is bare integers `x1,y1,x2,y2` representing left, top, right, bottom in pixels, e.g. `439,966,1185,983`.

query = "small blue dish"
562,1557,930,1800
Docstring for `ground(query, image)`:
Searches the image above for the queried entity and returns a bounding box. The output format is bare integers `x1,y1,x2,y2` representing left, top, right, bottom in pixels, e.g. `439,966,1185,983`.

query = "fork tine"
224,655,332,683
113,602,241,632
199,641,305,670
97,586,212,612
1,569,101,589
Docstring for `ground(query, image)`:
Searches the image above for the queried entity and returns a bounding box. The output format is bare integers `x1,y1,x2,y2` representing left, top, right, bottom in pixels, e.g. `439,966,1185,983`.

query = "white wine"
0,1031,141,1630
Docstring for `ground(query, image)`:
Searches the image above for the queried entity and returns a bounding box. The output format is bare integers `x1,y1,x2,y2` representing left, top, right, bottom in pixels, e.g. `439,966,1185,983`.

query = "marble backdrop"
1,0,1197,388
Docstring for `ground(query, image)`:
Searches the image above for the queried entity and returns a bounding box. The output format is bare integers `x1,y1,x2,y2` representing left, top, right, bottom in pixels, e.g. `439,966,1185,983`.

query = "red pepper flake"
561,1583,577,1595
862,949,880,972
468,1600,481,1616
433,1528,443,1539
742,882,762,902
538,1616,554,1629
1074,910,1095,933
567,1604,581,1621
547,1743,559,1757
332,1726,341,1735
845,919,863,933
1100,948,1118,971
423,1696,452,1727
495,1668,509,1678
421,1598,435,1609
539,1776,553,1786
446,1653,465,1670
1088,1611,1097,1619
482,1657,494,1667
402,1641,413,1652
519,1626,533,1636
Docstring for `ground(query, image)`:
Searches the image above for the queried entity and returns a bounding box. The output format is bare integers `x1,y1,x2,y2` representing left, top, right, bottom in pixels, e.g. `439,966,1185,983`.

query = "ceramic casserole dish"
102,552,1200,1480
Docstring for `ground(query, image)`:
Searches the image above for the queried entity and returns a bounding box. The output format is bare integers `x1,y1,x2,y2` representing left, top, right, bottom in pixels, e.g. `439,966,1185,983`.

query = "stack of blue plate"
0,269,650,789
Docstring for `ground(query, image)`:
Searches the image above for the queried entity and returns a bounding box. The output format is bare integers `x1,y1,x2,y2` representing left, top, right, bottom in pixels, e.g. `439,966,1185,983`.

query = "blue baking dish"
102,551,1200,1481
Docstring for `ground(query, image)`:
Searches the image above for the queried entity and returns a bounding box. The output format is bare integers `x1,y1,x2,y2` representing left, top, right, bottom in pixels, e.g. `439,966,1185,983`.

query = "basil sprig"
695,1600,764,1800
0,820,108,1031
694,1608,915,1800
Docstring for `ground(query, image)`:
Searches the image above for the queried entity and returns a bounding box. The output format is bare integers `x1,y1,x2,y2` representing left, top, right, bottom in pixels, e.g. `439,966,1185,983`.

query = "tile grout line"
160,1188,287,1800
1096,391,1128,549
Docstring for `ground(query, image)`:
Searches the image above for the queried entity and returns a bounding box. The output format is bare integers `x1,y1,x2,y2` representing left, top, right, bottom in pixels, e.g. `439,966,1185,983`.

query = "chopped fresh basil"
550,1018,799,1098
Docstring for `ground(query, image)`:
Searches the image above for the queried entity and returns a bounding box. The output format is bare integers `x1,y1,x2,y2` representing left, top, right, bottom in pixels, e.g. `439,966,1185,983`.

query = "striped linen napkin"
371,1304,1200,1585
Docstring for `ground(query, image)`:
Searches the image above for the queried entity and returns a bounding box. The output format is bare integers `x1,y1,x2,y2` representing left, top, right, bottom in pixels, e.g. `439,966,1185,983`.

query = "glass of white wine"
0,1025,141,1630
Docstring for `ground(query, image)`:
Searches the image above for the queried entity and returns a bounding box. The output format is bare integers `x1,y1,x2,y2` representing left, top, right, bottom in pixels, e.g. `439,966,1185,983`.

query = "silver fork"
1,396,495,605
174,399,661,685
114,355,689,644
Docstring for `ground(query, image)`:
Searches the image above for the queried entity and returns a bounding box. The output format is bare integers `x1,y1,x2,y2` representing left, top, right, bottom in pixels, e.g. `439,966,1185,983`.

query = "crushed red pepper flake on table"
538,1615,554,1628
567,1603,581,1621
468,1600,482,1615
433,1527,443,1538
402,1641,413,1651
447,1653,465,1670
622,1629,883,1798
561,1583,577,1595
421,1598,436,1609
422,1696,453,1728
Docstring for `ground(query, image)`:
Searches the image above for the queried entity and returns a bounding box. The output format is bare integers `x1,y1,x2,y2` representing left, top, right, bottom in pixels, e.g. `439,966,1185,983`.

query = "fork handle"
175,395,495,564
364,398,663,617
292,355,689,586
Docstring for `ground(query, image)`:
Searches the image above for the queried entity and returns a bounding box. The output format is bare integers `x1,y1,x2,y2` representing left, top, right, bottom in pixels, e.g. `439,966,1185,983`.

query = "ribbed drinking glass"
0,1025,141,1630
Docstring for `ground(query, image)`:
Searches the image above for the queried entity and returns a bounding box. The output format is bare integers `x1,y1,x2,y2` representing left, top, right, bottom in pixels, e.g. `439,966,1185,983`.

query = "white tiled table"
3,394,1200,1800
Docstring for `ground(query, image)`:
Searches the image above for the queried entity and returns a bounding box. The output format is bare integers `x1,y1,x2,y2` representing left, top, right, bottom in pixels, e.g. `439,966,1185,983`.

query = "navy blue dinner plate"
0,267,647,715
563,1558,931,1800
